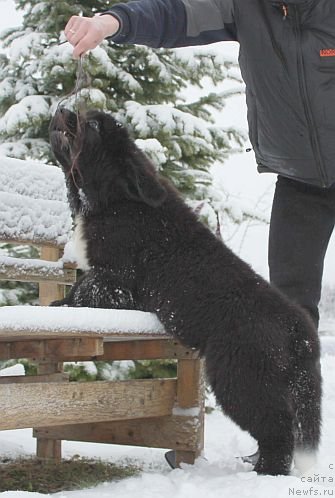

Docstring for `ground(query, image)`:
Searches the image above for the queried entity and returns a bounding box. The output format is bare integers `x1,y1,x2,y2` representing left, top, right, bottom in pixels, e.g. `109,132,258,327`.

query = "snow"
0,191,71,245
0,95,50,136
62,88,107,109
0,79,13,100
90,45,142,93
98,360,136,380
0,156,66,202
124,101,212,141
0,155,72,245
44,42,74,66
172,406,201,417
146,51,171,80
8,31,43,61
0,255,65,277
0,305,165,336
135,138,167,168
0,363,24,376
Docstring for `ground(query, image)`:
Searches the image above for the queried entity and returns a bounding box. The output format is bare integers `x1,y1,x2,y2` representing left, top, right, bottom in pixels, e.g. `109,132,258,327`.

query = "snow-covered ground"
0,328,333,498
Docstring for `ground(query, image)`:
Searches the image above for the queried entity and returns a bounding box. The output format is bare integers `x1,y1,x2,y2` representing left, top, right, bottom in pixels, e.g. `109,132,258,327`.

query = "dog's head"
49,108,166,214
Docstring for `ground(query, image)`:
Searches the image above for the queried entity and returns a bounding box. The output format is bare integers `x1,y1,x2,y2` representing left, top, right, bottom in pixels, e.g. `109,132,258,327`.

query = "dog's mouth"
52,128,73,143
50,109,77,140
56,129,73,138
49,108,79,165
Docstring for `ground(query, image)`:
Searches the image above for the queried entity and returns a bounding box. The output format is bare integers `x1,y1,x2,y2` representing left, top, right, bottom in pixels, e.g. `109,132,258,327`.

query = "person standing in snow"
64,0,335,330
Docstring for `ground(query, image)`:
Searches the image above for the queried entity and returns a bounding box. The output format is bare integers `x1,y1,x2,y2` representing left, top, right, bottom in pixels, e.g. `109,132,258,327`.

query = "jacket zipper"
292,5,328,187
281,3,288,20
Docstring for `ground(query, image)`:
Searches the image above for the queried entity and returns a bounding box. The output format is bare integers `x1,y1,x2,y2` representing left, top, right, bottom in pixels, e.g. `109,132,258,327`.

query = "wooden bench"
0,156,204,466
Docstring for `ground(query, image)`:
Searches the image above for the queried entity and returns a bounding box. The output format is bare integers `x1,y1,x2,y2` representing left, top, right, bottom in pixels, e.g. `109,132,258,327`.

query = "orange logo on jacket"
320,49,335,57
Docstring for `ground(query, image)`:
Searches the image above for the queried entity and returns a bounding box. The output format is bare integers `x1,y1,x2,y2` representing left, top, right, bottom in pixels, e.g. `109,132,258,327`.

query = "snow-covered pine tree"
0,0,246,216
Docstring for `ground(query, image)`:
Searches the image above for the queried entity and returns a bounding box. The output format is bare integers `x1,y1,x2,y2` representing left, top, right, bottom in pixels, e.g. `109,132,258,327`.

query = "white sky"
0,0,21,28
0,0,334,287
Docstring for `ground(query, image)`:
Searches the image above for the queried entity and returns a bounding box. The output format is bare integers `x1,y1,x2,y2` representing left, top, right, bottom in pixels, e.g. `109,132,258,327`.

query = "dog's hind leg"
205,343,295,475
219,393,295,475
289,317,322,473
221,385,295,475
292,363,322,473
252,408,295,475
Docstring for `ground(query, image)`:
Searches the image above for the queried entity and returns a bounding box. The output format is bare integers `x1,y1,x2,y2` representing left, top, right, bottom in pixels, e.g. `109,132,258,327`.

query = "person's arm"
105,0,236,48
65,0,236,58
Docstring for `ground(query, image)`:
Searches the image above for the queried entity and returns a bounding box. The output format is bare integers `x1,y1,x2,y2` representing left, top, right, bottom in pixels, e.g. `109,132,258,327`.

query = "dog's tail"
290,318,322,473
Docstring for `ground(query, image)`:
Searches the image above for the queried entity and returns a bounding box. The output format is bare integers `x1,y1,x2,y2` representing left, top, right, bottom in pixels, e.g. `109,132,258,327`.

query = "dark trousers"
268,175,335,328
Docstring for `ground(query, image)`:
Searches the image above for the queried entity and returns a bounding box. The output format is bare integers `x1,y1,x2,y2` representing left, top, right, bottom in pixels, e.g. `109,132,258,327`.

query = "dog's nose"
51,107,75,131
56,107,71,119
50,107,69,133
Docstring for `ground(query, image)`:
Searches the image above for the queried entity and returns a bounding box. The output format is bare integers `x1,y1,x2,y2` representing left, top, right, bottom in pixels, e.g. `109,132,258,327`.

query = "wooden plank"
0,236,64,249
63,262,77,270
0,266,76,285
0,373,68,384
0,378,176,430
34,415,203,452
0,335,197,362
0,336,176,364
0,329,165,341
102,338,199,361
0,336,104,360
0,330,103,340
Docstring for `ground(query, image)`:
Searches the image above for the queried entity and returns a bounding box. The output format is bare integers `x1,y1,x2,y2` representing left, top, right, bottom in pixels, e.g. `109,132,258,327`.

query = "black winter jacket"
107,0,335,188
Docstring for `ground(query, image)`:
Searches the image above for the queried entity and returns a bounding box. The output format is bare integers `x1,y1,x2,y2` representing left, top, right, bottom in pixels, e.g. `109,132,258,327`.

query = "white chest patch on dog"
73,215,90,270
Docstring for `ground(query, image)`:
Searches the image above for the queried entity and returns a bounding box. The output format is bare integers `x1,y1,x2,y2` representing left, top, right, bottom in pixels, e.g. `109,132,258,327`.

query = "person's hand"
64,15,120,59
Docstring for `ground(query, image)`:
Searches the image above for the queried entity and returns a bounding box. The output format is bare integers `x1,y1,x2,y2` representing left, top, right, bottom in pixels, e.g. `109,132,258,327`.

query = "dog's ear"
120,152,167,207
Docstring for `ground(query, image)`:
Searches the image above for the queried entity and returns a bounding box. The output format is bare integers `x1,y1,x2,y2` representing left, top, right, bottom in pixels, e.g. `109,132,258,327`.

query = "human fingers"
66,16,115,58
68,22,95,59
65,16,101,57
72,29,104,59
64,16,83,43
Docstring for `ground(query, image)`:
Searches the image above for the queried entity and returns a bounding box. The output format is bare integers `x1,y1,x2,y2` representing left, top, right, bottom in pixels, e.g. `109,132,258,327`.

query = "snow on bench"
0,255,75,284
0,155,72,246
0,154,76,285
0,305,165,338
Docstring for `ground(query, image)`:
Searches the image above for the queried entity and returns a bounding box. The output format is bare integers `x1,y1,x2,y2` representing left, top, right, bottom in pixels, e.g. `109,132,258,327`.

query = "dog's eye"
116,121,123,128
88,120,100,132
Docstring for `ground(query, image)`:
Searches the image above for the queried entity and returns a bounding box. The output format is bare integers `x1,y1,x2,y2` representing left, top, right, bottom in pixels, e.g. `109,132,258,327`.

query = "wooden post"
36,246,66,460
39,246,65,305
35,361,63,461
174,358,205,467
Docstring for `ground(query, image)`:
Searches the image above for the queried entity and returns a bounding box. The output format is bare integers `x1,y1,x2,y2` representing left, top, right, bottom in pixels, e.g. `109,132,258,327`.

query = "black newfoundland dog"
50,108,321,476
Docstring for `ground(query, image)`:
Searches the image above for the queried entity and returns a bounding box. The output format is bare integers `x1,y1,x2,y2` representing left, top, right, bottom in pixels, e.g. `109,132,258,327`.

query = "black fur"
50,108,321,475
